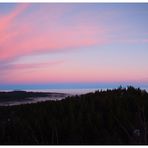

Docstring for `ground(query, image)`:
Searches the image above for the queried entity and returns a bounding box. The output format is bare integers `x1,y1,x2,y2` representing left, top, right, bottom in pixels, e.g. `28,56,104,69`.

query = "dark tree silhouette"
0,86,148,144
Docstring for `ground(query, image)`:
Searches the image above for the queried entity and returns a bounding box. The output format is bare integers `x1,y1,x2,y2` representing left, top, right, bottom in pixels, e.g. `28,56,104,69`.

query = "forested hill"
0,86,148,144
0,91,65,102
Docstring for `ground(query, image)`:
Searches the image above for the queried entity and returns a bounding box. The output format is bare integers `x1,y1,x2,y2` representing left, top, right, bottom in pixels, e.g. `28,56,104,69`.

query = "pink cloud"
0,60,64,84
0,4,31,61
12,61,63,69
0,4,108,62
0,4,110,84
1,24,106,61
0,4,29,32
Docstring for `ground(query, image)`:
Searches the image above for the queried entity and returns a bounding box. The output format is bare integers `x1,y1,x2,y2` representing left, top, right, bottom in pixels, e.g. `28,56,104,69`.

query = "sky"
0,3,148,90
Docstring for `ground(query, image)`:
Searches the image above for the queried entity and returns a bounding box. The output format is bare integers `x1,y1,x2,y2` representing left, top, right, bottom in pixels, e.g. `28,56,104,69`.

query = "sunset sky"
0,3,148,90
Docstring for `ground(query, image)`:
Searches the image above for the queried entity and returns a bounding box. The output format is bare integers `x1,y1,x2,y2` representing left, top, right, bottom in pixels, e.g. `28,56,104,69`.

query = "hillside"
0,86,148,144
0,91,66,103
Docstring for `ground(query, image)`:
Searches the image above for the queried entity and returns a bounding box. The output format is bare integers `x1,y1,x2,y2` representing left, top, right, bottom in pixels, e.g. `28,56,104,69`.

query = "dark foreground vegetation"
0,86,148,145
